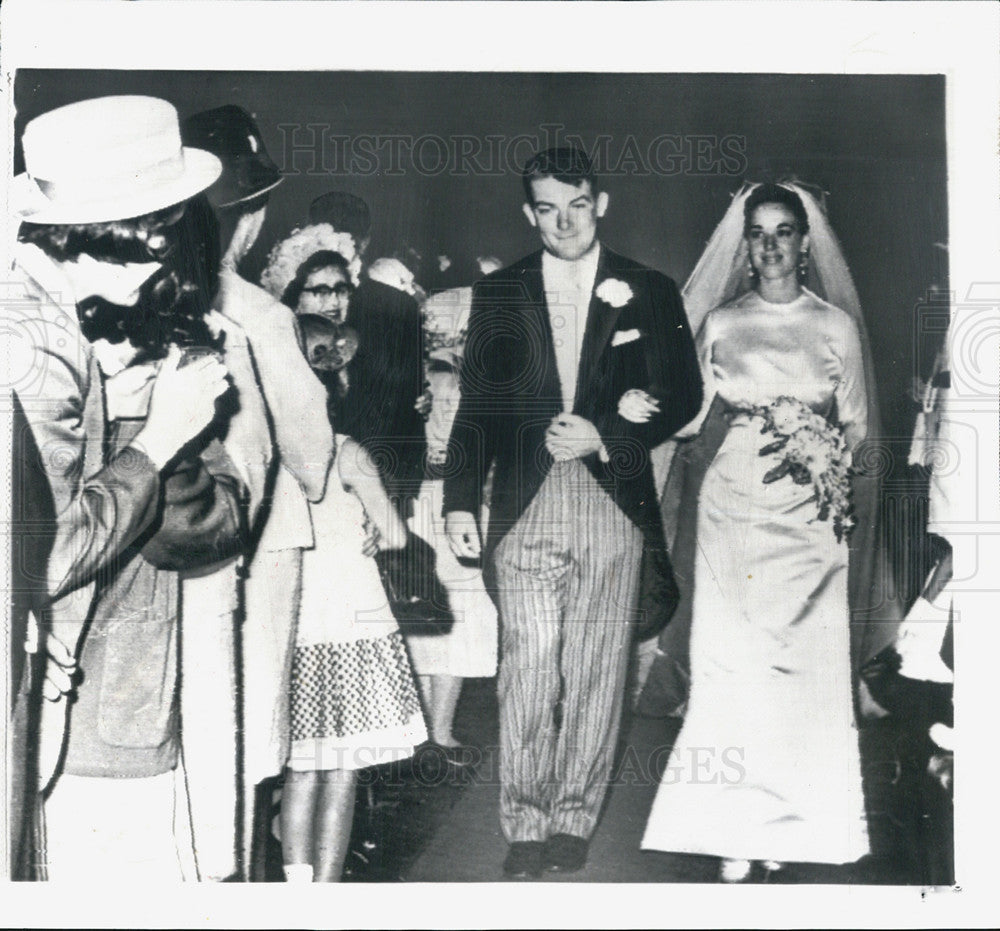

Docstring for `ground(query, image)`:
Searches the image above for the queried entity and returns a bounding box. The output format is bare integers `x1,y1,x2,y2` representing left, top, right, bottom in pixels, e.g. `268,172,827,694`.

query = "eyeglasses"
301,282,354,299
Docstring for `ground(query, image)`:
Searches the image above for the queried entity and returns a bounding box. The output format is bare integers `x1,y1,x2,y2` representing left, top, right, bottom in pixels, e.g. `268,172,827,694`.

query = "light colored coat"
179,269,334,878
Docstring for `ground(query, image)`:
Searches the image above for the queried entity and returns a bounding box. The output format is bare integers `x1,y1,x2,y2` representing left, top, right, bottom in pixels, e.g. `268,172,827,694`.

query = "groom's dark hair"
522,146,600,204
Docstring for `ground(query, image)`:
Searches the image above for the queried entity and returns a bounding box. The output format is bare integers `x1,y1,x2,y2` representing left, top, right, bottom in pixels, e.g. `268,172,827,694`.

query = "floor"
257,676,953,885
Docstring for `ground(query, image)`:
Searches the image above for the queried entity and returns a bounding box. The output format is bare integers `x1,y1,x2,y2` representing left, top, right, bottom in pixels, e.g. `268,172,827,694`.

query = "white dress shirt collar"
541,242,602,297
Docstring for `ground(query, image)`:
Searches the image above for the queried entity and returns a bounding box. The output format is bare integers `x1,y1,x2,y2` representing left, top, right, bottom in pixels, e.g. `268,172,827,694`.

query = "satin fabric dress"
642,289,870,864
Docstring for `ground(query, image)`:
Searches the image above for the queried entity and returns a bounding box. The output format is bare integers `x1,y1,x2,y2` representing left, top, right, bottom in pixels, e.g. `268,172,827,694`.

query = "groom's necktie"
542,247,600,413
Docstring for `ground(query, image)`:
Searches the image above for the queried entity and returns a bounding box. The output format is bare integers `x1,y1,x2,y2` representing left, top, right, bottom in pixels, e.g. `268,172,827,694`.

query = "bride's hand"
545,414,603,460
618,389,660,423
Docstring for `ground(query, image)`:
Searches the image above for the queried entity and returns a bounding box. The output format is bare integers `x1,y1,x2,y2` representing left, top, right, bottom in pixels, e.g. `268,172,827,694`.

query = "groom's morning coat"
443,245,702,563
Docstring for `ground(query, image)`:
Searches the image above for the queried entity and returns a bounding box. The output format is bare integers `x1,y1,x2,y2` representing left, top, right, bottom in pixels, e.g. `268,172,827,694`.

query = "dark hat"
181,105,282,209
308,191,371,242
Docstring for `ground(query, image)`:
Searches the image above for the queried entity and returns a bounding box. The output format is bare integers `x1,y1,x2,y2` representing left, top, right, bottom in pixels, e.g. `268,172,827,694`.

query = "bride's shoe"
719,857,753,883
761,859,785,881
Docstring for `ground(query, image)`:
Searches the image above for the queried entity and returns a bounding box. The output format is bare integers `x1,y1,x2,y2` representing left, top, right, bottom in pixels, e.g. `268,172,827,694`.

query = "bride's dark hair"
742,183,810,236
18,195,221,358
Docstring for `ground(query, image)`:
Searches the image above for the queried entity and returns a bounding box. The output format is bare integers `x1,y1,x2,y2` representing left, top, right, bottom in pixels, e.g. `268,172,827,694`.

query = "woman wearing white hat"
11,95,246,881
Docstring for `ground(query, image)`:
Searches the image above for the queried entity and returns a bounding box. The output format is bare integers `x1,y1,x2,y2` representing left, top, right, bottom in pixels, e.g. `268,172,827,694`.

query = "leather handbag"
374,533,454,636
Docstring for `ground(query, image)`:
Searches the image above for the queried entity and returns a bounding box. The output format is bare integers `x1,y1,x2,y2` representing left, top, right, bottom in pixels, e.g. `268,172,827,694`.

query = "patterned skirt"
288,630,425,772
288,466,427,772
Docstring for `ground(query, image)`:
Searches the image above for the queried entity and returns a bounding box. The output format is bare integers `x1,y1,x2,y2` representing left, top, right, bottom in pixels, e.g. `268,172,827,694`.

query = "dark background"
13,70,948,448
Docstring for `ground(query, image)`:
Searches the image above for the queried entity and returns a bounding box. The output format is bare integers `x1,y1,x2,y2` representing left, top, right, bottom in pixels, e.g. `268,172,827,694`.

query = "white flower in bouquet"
750,395,855,542
796,428,832,472
768,397,803,434
595,278,634,308
260,224,362,300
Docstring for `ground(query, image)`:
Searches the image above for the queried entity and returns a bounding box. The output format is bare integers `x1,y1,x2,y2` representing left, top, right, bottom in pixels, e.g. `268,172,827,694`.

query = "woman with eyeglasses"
263,237,361,402
281,249,356,323
274,312,426,882
260,222,362,323
261,230,429,881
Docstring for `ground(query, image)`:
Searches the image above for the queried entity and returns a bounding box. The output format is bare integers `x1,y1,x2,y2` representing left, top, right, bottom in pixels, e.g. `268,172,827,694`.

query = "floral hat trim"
260,223,362,299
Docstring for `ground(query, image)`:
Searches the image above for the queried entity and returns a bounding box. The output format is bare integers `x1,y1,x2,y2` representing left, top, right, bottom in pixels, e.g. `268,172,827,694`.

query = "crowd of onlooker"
9,96,499,882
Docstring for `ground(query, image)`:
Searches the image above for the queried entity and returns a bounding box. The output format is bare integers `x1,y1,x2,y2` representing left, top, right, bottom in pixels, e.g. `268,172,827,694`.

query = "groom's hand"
545,414,604,461
445,510,482,559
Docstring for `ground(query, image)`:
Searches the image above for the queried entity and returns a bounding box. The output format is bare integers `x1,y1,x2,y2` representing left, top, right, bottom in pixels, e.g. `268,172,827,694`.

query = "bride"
640,182,875,880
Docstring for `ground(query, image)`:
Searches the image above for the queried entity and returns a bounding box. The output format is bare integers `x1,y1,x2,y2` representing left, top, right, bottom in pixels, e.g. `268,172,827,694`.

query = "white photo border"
2,1,997,928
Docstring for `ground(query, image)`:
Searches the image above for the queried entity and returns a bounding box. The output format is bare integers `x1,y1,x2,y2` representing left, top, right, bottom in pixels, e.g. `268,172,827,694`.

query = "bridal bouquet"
749,396,854,542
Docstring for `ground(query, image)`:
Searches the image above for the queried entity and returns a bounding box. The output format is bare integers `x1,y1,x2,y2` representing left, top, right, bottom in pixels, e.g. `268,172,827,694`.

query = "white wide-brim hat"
13,95,222,225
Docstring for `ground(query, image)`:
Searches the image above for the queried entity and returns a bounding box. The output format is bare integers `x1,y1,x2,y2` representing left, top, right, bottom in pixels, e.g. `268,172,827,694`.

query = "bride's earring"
747,258,759,283
797,250,810,283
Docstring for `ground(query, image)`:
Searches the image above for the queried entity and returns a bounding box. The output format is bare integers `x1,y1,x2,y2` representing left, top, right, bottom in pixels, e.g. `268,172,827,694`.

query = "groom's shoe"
502,841,545,879
543,834,589,873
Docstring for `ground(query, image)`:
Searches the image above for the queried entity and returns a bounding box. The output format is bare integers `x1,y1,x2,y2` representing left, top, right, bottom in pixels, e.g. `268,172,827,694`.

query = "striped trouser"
493,458,643,842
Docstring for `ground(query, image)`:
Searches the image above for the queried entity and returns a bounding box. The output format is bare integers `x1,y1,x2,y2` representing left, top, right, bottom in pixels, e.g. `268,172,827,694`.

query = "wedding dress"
641,183,874,864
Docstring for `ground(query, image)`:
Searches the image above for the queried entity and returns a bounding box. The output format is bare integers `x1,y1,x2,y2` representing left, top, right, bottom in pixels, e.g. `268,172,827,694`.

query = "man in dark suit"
443,147,702,877
308,192,426,507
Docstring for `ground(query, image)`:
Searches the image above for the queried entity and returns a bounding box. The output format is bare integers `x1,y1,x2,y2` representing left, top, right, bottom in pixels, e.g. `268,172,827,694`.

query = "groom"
444,147,702,877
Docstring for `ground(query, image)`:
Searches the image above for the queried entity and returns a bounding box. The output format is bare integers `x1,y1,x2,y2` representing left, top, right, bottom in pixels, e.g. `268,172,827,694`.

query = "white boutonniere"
595,278,633,308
